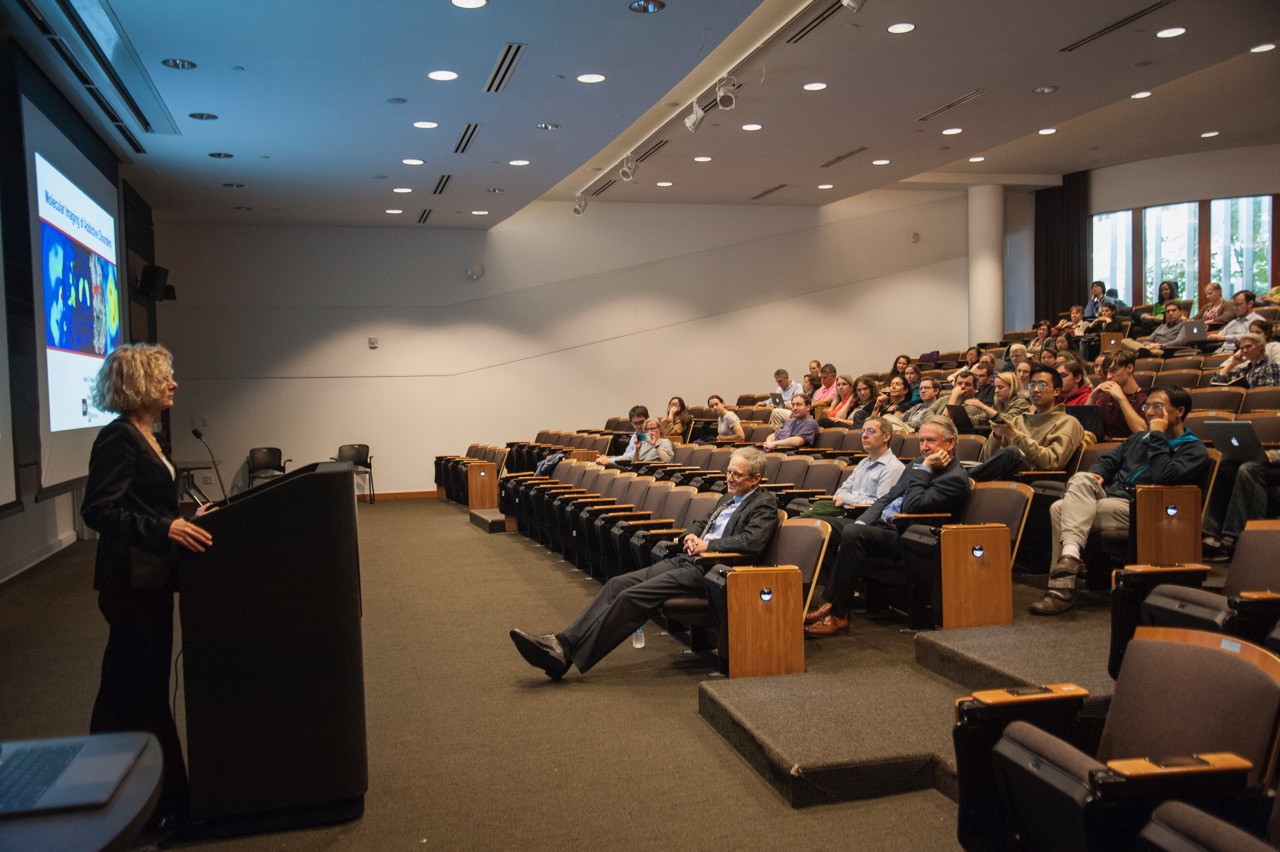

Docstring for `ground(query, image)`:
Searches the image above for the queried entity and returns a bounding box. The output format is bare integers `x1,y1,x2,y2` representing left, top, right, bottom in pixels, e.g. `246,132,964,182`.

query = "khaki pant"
1048,472,1129,591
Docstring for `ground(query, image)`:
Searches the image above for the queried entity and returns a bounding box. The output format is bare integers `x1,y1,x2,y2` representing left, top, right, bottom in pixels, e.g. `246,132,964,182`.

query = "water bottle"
632,625,645,649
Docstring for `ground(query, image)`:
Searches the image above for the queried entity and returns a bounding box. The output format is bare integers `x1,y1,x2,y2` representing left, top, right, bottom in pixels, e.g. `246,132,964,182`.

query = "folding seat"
607,485,697,578
633,442,700,477
564,473,653,568
661,515,831,675
521,462,598,542
653,445,713,481
744,424,775,445
955,628,1280,852
1190,386,1247,415
1135,357,1164,374
544,469,629,554
1159,369,1202,390
759,451,788,484
500,455,574,518
1185,410,1236,440
1244,387,1280,414
1160,355,1203,373
585,478,674,579
797,427,847,455
1133,370,1158,390
756,455,812,498
1202,352,1233,371
773,459,846,509
675,446,736,489
955,433,986,462
1137,799,1278,852
631,491,721,572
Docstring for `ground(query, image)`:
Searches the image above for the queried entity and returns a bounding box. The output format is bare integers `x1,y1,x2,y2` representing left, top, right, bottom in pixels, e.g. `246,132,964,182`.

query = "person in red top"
1056,354,1093,407
1087,349,1147,441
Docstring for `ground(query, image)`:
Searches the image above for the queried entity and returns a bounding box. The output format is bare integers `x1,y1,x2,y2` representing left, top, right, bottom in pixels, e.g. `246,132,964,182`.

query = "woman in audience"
708,395,744,442
1026,321,1054,357
1138,280,1179,333
802,373,821,396
1051,305,1087,340
1038,347,1058,367
868,375,913,425
947,347,980,383
818,374,860,427
807,359,822,383
660,396,691,440
1196,281,1235,322
843,376,880,430
886,354,912,385
1013,361,1033,396
902,363,923,404
967,370,1029,427
81,343,213,832
1054,333,1072,354
1248,319,1280,365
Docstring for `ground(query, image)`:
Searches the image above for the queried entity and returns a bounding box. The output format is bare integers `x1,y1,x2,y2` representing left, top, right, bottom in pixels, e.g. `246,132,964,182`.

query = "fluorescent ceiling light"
1038,128,1057,135
402,158,424,165
693,156,711,162
968,156,985,163
818,184,833,189
871,159,890,165
942,128,962,135
428,70,459,81
509,159,530,166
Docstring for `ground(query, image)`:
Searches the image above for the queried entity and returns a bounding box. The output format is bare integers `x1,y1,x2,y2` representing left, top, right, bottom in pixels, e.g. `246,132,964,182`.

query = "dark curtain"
1034,170,1090,320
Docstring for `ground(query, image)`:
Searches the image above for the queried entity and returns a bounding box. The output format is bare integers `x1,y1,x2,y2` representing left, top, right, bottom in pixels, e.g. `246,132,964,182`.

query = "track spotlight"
572,194,587,216
715,76,737,111
619,153,638,182
840,0,868,11
684,101,705,133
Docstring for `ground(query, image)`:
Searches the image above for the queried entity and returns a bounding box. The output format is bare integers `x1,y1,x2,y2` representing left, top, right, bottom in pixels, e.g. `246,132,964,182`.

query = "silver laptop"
0,732,147,818
1181,321,1209,343
1200,420,1268,464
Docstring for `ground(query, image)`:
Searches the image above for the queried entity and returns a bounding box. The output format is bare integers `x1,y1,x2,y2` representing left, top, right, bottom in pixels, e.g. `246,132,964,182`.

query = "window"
1092,211,1132,302
1210,195,1272,297
1143,203,1198,309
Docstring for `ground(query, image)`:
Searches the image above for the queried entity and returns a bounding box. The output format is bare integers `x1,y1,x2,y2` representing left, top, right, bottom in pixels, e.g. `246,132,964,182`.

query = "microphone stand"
191,428,228,500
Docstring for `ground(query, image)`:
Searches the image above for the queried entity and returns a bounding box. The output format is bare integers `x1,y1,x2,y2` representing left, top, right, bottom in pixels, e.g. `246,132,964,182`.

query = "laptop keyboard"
0,743,83,810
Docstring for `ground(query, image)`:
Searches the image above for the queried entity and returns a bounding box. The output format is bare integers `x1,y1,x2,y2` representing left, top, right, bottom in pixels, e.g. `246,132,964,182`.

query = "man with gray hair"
511,447,779,679
757,368,804,427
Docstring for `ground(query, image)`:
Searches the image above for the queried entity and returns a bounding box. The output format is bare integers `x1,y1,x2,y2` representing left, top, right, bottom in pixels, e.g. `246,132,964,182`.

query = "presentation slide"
36,153,122,432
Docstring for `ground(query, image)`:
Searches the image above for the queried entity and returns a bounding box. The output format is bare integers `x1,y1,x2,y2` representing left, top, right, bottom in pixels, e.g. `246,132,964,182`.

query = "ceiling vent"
417,209,432,224
485,43,526,93
916,90,985,123
590,180,616,197
1060,2,1172,52
433,174,452,195
635,139,668,162
752,184,787,201
16,0,177,144
786,1,842,44
821,146,867,168
453,124,480,154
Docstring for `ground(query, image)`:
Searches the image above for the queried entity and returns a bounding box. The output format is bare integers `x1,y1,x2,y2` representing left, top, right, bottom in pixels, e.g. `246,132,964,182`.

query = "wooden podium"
178,462,367,836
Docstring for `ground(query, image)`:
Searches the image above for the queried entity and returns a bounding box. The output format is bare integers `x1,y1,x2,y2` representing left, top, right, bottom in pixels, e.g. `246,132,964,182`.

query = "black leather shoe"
510,629,570,680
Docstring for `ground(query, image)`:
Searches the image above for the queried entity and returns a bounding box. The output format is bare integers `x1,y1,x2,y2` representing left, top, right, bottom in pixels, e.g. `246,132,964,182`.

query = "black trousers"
823,521,904,617
92,588,189,822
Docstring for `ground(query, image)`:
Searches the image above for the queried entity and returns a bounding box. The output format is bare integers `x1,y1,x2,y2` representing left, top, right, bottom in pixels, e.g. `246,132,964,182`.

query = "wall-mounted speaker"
139,265,175,301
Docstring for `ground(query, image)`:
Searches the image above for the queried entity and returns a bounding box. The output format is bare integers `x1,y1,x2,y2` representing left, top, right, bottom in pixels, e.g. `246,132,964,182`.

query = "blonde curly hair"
90,343,173,415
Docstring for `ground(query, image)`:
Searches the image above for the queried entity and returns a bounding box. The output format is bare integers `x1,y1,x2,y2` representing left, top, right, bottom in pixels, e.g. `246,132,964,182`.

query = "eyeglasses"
1141,402,1167,413
725,470,757,479
1028,381,1051,391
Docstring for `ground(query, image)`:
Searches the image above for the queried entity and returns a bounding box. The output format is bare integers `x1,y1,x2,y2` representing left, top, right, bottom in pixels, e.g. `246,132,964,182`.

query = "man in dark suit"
804,415,971,636
511,447,779,679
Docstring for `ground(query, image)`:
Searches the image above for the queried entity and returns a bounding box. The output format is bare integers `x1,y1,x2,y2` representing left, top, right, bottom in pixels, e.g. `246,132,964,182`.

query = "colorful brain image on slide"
42,221,120,357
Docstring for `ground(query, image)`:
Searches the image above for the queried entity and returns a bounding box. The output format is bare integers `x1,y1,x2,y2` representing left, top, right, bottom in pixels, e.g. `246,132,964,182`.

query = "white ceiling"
4,0,1278,231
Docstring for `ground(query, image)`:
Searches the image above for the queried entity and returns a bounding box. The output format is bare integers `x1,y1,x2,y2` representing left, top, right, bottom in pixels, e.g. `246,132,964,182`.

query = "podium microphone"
191,428,228,500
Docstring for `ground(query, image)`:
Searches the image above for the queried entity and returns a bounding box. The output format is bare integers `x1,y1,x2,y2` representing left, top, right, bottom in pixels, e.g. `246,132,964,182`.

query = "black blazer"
857,456,970,527
81,419,180,591
689,487,779,558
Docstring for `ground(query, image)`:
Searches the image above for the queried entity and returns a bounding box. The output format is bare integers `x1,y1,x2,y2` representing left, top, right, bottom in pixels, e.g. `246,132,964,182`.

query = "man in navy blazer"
511,447,779,679
805,415,970,636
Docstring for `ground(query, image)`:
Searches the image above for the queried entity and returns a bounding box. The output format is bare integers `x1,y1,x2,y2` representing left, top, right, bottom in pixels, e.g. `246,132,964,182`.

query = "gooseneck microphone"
191,428,228,500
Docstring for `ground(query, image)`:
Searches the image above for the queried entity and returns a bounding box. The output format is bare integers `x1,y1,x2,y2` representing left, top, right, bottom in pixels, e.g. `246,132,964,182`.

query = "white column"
968,184,1005,344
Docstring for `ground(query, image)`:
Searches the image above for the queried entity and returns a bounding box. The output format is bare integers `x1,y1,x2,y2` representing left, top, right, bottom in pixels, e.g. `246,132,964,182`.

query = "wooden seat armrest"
1111,563,1211,590
1236,591,1280,601
648,528,686,539
891,512,951,532
597,509,648,520
500,472,539,481
793,447,827,455
1015,469,1068,479
965,683,1089,708
1106,752,1251,779
759,482,798,492
694,551,748,566
573,497,616,505
784,489,829,498
620,518,675,529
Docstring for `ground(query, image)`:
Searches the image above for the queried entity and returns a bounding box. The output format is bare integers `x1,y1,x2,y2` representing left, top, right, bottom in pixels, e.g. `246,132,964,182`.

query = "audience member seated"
755,368,804,427
812,363,840,409
1056,354,1093,407
865,376,914,427
1087,349,1147,440
1053,333,1072,355
1123,300,1195,356
633,418,674,464
1005,343,1030,375
1026,320,1054,357
595,405,652,465
946,347,980,383
790,417,904,524
1213,333,1280,387
817,374,860,427
902,363,923,405
1031,384,1209,615
1249,319,1280,364
509,447,779,679
972,362,997,406
1036,347,1058,367
762,394,819,451
1051,305,1088,340
1106,287,1127,310
1209,289,1266,352
1083,281,1108,320
885,354,912,386
889,376,949,434
803,415,970,637
1136,280,1180,334
708,395,744,442
802,373,821,397
807,359,822,384
1203,447,1280,560
1013,360,1033,396
968,367,1084,481
659,396,692,440
946,370,980,422
965,370,1030,428
1079,302,1122,360
1194,280,1235,324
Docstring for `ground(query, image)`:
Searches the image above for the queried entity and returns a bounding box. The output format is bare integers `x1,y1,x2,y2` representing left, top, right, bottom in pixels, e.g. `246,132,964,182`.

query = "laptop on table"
0,732,148,818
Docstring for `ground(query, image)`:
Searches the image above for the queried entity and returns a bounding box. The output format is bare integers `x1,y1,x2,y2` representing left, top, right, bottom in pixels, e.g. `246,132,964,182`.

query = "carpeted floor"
0,499,962,851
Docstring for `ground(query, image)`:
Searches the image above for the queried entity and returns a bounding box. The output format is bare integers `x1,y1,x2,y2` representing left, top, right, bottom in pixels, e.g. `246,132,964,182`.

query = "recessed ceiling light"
509,159,530,166
393,187,412,193
968,156,985,163
1156,27,1186,39
471,210,488,215
942,128,962,135
818,184,834,190
1032,86,1057,94
536,122,561,131
413,120,439,129
189,112,218,120
208,152,233,158
1131,91,1152,99
1038,128,1057,135
428,70,459,81
871,159,890,166
629,0,665,12
577,73,606,84
451,0,487,7
887,23,915,34
693,156,711,162
742,123,762,131
161,58,197,70
656,181,672,187
1252,43,1276,53
385,209,403,214
803,82,827,91
402,158,424,165
1201,131,1220,138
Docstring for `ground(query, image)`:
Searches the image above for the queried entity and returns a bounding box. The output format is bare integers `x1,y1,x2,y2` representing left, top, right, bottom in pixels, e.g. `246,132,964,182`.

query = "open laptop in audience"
1200,420,1269,464
1180,320,1209,343
945,404,978,434
0,732,147,818
768,392,784,406
1063,405,1106,442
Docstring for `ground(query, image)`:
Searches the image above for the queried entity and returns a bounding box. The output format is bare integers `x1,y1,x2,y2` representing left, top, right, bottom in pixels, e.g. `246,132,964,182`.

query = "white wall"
0,495,77,584
1091,143,1280,214
157,190,973,494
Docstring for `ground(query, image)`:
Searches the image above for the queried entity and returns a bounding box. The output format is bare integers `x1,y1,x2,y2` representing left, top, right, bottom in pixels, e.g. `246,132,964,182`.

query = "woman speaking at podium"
80,343,212,832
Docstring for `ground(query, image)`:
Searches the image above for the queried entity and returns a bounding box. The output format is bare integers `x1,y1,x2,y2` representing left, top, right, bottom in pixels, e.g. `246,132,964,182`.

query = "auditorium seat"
631,491,721,572
1160,355,1203,373
1138,800,1278,852
1158,369,1201,389
585,478,675,578
1190,386,1247,415
1243,387,1280,414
